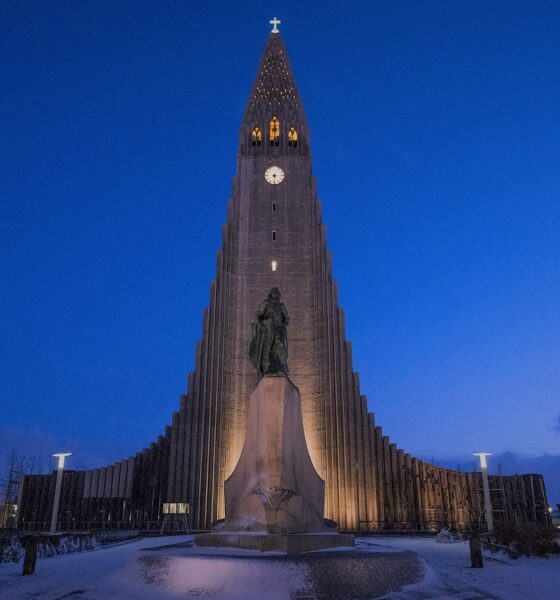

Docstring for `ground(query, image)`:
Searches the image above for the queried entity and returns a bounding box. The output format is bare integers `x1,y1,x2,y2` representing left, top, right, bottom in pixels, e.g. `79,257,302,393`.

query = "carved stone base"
194,531,355,554
223,374,327,534
195,374,355,553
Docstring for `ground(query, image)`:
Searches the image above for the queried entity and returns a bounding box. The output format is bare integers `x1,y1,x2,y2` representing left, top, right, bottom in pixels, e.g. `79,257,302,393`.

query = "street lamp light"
50,453,71,534
473,452,493,535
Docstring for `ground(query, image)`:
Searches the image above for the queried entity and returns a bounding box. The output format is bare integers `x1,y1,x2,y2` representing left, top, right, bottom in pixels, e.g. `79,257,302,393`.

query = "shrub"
494,522,560,557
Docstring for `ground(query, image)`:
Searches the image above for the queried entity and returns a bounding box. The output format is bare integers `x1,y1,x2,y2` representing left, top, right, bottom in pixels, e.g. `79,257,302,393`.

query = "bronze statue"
249,288,289,378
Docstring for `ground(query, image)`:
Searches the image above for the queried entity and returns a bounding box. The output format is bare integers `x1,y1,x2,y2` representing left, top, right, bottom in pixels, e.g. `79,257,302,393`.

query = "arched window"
251,127,262,146
269,116,280,146
288,127,298,147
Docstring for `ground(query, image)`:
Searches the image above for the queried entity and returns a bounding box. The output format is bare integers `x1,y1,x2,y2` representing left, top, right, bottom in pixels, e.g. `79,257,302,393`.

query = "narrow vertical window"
251,127,262,146
272,230,277,241
288,127,298,147
271,260,278,272
272,202,277,212
269,116,280,146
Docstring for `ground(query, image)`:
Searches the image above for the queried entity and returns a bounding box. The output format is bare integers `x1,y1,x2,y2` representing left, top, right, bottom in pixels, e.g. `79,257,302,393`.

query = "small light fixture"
53,452,72,469
271,260,277,272
473,452,492,469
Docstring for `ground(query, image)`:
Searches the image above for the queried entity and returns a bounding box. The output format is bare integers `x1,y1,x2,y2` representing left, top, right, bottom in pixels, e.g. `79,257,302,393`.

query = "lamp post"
473,452,493,535
50,453,71,533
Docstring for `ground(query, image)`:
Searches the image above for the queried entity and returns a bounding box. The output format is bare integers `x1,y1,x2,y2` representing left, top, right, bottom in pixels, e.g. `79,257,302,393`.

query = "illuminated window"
288,127,298,147
272,230,277,241
251,127,262,147
269,116,280,146
162,502,190,514
271,260,278,272
272,202,277,212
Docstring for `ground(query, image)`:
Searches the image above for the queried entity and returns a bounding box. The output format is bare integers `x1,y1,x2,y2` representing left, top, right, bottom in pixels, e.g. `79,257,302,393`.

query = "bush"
494,522,560,557
0,533,99,563
0,536,24,563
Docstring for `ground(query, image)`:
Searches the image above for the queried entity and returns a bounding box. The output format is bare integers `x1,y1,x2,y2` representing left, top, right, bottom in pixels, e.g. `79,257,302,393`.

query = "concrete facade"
17,32,550,533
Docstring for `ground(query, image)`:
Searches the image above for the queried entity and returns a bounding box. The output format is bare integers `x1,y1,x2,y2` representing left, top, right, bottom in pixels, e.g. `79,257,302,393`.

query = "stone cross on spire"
269,17,281,33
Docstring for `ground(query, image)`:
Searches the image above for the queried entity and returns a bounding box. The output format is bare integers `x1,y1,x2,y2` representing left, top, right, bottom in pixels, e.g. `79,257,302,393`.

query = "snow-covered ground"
0,534,558,599
368,536,560,599
0,535,189,599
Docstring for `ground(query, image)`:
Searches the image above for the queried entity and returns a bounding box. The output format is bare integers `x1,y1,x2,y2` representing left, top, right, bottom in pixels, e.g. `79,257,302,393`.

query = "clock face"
264,165,285,185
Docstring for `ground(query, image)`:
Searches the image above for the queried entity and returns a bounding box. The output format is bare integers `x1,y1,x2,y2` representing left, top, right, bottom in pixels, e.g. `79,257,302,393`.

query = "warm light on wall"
271,260,278,271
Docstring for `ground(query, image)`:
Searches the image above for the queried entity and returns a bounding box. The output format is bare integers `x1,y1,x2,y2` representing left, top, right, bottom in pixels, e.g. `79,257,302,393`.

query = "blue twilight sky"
1,2,559,475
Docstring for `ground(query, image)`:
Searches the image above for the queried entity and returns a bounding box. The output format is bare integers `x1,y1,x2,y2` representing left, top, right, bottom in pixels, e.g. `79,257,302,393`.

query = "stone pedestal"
195,375,354,552
225,374,327,534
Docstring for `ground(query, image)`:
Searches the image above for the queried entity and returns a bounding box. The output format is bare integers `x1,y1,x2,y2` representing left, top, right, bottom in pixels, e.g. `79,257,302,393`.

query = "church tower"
17,23,550,535
165,26,377,530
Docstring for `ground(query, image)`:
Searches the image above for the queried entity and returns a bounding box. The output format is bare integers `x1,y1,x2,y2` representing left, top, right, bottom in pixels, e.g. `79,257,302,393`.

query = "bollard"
22,537,38,575
469,535,483,568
